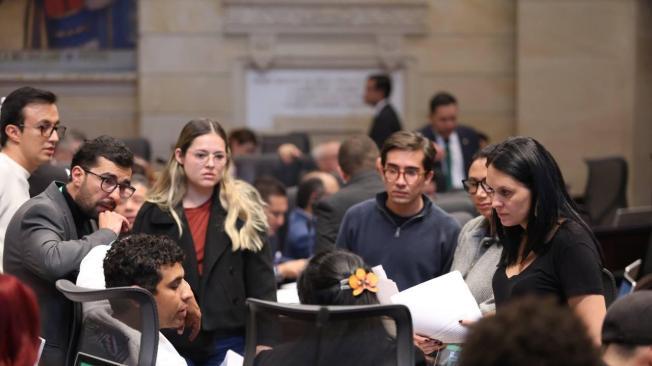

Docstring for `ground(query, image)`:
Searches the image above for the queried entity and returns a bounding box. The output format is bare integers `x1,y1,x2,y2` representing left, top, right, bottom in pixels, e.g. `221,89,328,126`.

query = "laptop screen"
74,352,127,366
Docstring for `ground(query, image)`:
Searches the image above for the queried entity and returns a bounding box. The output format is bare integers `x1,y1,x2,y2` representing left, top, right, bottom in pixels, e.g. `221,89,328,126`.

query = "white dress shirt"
435,131,465,190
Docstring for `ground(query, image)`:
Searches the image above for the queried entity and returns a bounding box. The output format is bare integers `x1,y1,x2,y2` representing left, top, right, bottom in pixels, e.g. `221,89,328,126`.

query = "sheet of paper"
219,350,243,366
373,265,400,305
390,271,482,344
372,265,388,279
276,288,300,304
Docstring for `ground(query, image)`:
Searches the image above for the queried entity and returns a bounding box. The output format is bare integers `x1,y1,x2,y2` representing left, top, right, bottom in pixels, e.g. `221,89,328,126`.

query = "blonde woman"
133,119,276,365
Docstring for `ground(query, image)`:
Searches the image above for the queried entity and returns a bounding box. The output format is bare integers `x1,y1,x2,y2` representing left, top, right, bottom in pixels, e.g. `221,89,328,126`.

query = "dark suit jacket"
369,103,402,148
313,170,385,254
418,124,480,192
132,188,276,350
3,182,118,366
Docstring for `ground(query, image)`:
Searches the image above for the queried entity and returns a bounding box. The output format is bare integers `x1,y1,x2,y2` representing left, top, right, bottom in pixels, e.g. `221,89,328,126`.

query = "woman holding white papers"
255,250,428,366
481,137,606,345
450,145,502,314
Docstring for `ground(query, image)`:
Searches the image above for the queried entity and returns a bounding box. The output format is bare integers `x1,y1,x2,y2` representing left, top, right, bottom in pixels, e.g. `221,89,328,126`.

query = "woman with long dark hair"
133,119,276,365
481,136,606,344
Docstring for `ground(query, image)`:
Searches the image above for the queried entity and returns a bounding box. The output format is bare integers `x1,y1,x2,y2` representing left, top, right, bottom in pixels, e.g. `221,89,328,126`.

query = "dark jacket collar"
346,170,382,187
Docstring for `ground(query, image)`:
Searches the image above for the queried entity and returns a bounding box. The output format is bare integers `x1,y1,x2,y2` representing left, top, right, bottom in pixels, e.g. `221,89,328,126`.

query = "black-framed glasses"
19,123,67,139
383,166,425,185
83,169,135,199
478,180,495,197
462,178,488,195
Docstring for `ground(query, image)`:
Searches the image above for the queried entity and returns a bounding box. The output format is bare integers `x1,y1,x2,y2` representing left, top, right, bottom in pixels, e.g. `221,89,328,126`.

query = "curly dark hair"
104,234,184,294
458,297,602,366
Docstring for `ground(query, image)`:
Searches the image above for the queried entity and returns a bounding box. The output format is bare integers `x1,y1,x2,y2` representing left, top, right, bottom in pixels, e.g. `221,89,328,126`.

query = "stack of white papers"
276,282,300,304
373,267,482,344
219,350,243,366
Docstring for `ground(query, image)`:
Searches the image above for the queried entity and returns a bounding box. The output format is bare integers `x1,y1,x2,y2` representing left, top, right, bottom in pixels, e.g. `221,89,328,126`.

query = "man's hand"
432,142,445,162
98,211,130,235
277,143,303,165
277,259,308,280
413,334,444,356
178,282,201,341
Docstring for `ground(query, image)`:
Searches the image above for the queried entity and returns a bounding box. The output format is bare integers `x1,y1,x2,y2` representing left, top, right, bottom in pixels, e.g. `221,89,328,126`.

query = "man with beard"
3,135,133,366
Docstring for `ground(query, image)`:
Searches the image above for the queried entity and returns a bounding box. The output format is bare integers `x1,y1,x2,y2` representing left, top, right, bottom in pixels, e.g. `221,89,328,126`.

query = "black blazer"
418,124,480,192
369,104,402,148
313,170,385,254
132,191,276,336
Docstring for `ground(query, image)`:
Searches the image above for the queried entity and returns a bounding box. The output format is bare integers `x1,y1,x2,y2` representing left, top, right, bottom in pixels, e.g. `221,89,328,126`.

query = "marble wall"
517,0,651,204
138,0,517,161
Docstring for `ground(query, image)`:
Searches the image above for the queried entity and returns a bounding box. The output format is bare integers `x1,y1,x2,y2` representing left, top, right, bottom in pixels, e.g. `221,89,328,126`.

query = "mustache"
98,199,116,210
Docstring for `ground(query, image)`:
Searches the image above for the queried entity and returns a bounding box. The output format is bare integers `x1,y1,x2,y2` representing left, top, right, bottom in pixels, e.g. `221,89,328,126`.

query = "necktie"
444,138,452,190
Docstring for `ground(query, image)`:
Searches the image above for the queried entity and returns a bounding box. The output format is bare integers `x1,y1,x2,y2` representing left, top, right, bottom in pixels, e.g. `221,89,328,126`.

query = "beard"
76,183,115,219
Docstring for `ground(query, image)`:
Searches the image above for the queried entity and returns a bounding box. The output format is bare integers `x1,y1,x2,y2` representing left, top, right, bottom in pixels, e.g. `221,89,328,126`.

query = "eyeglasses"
83,169,136,199
189,150,226,165
462,178,487,195
383,166,425,185
480,180,518,202
479,180,494,196
19,123,66,139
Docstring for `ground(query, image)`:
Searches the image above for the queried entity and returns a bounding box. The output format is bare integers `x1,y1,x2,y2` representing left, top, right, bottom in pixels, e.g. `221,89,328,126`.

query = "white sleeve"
76,245,110,289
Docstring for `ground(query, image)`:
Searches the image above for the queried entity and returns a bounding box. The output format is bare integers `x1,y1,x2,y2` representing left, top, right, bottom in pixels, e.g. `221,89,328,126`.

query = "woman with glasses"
450,145,501,314
482,136,606,345
133,119,276,365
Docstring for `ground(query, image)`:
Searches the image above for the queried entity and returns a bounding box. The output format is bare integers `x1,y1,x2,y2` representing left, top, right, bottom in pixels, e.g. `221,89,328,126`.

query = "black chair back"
244,298,414,366
613,206,652,227
595,224,652,272
601,268,617,307
122,137,152,162
56,279,159,366
28,163,69,197
583,157,628,226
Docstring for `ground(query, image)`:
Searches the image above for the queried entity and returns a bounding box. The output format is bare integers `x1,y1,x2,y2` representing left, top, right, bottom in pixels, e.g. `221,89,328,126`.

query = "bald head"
301,171,339,197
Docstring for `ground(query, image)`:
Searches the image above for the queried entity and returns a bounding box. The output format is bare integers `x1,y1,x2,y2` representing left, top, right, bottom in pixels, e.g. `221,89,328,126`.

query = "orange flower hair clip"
340,268,379,296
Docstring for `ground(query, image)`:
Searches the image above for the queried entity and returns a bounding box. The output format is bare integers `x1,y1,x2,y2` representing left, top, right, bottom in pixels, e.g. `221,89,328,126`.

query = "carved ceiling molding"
223,0,428,70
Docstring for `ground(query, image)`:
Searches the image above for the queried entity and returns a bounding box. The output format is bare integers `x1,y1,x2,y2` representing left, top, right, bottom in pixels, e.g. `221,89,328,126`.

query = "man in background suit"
3,136,133,366
365,74,402,148
313,135,385,254
418,92,480,192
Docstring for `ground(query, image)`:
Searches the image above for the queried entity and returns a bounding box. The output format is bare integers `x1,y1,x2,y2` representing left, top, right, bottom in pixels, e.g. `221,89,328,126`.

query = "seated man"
285,177,325,259
79,234,197,366
602,291,652,366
